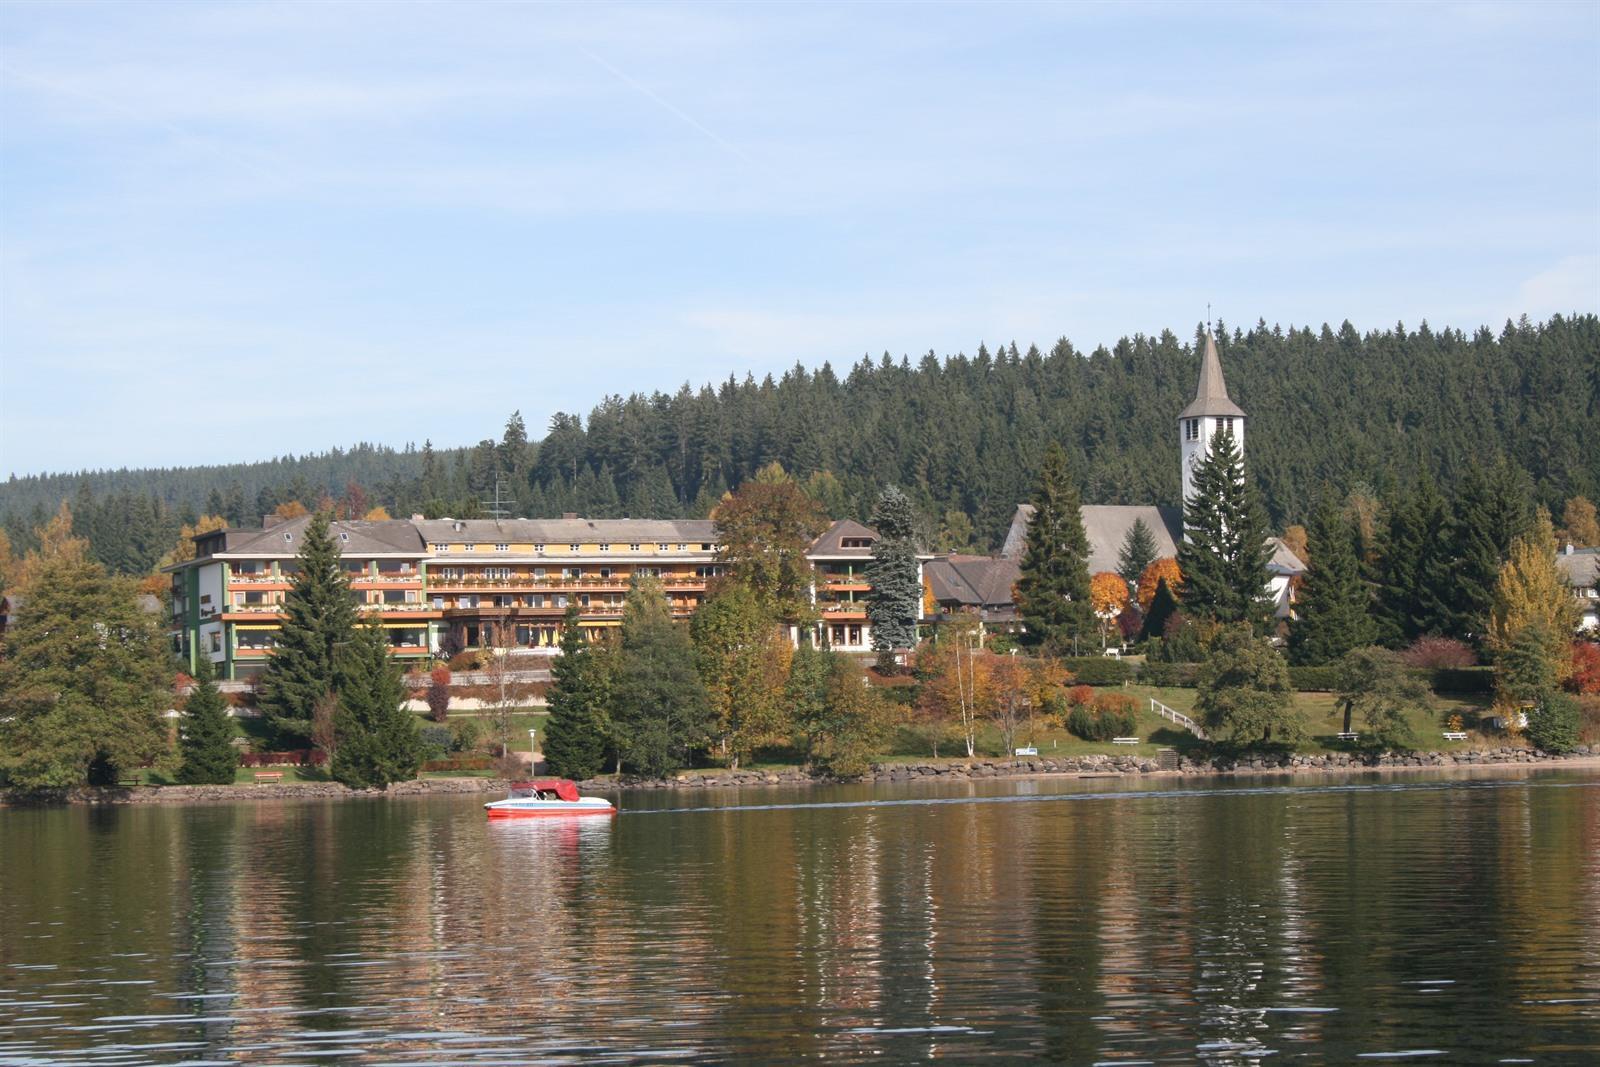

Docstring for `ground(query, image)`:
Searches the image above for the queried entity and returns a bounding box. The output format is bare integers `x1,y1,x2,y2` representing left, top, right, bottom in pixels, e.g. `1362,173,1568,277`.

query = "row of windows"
1183,416,1239,443
428,565,721,580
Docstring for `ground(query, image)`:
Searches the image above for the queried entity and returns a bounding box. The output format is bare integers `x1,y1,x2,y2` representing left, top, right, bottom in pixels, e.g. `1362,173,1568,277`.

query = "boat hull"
485,797,616,819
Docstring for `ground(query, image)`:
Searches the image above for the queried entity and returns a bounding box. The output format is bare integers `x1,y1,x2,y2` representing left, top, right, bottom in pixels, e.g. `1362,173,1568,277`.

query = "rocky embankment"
590,745,1599,791
0,776,509,807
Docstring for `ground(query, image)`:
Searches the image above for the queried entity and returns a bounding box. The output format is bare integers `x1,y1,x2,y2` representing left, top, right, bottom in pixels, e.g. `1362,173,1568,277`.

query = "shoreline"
3,747,1596,807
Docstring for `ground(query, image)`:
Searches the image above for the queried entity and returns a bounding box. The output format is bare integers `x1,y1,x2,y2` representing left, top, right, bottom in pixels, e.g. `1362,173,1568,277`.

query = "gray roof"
205,516,427,557
809,519,879,557
925,555,1020,609
1558,548,1600,589
1003,502,1304,576
1178,332,1246,420
416,517,717,545
1003,503,1182,574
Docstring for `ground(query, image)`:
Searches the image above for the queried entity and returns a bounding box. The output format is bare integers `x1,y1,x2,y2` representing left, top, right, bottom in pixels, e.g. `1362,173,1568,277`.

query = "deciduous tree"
692,583,792,768
1333,647,1428,749
713,463,828,624
1137,558,1181,612
1195,625,1299,747
1488,510,1576,706
0,557,170,787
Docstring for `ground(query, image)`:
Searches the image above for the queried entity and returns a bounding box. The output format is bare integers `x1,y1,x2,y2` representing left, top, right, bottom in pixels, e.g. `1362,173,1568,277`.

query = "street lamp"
528,728,538,773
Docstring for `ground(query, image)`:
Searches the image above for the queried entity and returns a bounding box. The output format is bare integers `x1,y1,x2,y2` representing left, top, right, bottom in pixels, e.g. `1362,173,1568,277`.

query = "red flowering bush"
1401,636,1477,669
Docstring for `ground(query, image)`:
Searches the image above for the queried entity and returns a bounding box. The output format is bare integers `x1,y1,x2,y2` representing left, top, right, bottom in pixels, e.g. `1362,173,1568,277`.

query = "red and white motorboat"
485,779,616,819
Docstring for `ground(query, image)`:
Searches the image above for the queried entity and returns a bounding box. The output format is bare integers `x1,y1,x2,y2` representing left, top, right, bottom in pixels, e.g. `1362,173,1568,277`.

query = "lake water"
2,769,1598,1065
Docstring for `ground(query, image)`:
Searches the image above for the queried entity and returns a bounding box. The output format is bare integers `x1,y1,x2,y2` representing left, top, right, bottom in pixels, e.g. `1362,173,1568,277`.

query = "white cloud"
1512,256,1600,321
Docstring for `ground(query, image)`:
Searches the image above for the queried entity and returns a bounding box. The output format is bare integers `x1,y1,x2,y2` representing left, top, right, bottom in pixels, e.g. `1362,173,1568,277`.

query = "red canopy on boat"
510,779,579,802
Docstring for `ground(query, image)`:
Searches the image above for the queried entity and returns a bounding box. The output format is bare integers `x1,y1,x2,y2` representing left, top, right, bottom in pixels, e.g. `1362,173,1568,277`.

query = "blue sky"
2,1,1596,477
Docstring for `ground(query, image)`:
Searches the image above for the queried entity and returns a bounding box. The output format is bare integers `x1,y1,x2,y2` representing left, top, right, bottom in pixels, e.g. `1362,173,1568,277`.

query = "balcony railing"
818,601,868,616
229,572,283,585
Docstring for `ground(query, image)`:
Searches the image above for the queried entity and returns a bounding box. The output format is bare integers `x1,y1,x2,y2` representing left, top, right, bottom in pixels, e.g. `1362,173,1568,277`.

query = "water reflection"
1,771,1597,1064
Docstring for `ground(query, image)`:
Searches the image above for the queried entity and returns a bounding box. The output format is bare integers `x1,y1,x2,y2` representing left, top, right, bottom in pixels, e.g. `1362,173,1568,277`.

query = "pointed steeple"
1178,332,1246,420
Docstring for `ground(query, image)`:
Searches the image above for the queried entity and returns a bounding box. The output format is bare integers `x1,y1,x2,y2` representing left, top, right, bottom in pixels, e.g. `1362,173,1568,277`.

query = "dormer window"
494,544,509,552
339,532,350,542
283,532,293,542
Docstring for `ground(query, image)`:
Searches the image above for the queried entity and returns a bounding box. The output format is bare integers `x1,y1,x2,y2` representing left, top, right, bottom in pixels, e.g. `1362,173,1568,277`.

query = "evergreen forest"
3,314,1596,575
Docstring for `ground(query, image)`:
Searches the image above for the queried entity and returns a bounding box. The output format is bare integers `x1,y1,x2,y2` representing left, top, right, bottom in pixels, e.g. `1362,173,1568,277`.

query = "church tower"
1179,331,1246,513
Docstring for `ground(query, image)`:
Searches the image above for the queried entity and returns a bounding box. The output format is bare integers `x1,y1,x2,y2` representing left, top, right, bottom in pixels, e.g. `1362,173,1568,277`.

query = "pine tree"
258,513,359,744
1289,498,1375,664
1178,429,1272,629
330,622,421,789
1015,443,1095,653
542,605,612,781
866,485,921,658
1116,517,1159,589
176,657,239,785
1445,459,1532,638
0,557,170,787
610,575,713,777
1139,577,1180,643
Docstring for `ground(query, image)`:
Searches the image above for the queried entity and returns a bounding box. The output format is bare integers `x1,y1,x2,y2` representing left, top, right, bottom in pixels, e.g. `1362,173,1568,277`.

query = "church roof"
1178,332,1246,420
1002,503,1182,574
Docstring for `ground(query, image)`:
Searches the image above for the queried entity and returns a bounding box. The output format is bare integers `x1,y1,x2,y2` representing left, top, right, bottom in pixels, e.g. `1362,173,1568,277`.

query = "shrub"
1138,661,1200,687
1400,636,1477,669
1579,696,1600,746
1066,684,1096,708
1569,641,1600,695
1424,667,1495,694
1065,695,1137,741
449,717,483,753
446,651,484,672
418,726,453,759
426,666,452,722
1526,693,1581,754
1287,666,1340,692
1059,657,1134,686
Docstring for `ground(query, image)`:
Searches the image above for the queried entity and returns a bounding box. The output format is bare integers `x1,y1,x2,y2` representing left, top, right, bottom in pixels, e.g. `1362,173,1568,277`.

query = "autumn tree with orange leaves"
1137,558,1182,611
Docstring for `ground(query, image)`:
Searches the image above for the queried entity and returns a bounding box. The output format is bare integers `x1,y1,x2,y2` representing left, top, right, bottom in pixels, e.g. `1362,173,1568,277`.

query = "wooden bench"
1441,731,1468,742
1335,731,1360,741
1111,737,1140,746
254,771,285,784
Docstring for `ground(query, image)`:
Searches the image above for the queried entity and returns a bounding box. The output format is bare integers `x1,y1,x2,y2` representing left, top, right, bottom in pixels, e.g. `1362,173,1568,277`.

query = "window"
658,543,669,551
555,595,568,608
579,594,591,607
677,544,687,551
534,544,545,552
339,532,350,542
701,543,713,551
464,544,476,552
1184,418,1200,442
629,543,640,551
383,590,407,605
564,567,582,579
345,560,366,573
533,567,546,578
283,532,293,542
696,565,726,578
486,567,512,580
599,543,610,552
570,543,580,552
599,567,612,579
432,596,445,609
494,544,509,552
530,595,545,608
209,632,222,653
1221,416,1235,435
433,543,449,552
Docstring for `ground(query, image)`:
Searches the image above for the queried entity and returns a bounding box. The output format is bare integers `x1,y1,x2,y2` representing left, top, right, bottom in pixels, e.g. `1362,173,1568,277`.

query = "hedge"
421,757,494,772
1060,657,1135,686
1138,662,1201,687
1286,666,1341,692
1423,666,1495,694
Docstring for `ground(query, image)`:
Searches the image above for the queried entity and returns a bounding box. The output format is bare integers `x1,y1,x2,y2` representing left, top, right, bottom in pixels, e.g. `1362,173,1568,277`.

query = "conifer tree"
866,485,921,659
1178,429,1272,628
1289,499,1375,664
543,605,613,781
1116,517,1159,589
330,622,421,789
258,513,358,743
1015,443,1094,653
1139,577,1180,643
610,575,713,777
176,657,239,785
1445,459,1533,638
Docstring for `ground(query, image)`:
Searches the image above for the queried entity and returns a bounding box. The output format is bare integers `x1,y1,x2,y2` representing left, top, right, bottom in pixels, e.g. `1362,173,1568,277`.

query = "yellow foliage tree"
273,500,310,520
1281,524,1309,565
363,506,393,521
1560,495,1600,547
1137,557,1182,611
1489,509,1578,696
1090,571,1129,616
11,503,90,594
160,515,229,568
0,528,13,594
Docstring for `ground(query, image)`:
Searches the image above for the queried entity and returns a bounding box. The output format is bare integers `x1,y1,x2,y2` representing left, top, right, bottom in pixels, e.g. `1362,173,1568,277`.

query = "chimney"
563,512,577,521
262,515,285,529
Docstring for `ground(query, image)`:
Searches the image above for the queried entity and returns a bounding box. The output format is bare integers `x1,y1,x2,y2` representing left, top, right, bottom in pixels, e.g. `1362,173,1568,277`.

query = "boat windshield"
507,779,579,802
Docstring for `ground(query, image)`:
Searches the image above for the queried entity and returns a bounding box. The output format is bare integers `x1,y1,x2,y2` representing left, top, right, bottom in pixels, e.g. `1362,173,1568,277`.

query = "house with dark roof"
807,519,933,652
1558,545,1600,634
923,555,1021,627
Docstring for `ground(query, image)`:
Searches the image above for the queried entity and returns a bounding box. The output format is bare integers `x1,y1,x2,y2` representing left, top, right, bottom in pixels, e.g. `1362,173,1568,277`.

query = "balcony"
225,603,283,615
229,572,284,586
819,601,868,618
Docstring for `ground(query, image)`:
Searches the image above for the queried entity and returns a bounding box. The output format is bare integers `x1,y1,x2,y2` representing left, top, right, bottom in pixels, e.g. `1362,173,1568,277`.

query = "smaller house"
1558,545,1600,634
923,554,1021,634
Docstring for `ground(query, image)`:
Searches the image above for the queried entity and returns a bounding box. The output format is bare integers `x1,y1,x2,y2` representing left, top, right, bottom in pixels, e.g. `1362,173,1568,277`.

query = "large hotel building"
166,513,909,680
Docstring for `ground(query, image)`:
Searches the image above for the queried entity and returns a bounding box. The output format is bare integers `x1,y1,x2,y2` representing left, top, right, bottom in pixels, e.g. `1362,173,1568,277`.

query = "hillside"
3,314,1596,571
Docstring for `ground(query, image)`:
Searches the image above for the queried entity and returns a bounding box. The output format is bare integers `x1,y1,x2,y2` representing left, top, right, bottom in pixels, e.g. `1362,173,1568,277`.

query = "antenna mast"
481,472,512,526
